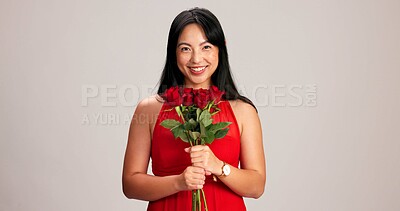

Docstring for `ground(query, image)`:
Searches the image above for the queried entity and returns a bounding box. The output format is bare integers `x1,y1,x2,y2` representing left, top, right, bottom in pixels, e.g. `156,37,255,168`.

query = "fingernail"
184,147,190,152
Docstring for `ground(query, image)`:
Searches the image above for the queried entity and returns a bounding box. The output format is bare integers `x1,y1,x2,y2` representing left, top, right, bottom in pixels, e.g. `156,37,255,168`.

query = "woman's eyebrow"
177,42,191,47
177,40,210,47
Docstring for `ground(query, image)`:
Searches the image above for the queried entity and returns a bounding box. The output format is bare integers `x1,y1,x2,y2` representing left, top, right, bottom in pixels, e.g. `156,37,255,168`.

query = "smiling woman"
176,23,219,89
122,7,266,211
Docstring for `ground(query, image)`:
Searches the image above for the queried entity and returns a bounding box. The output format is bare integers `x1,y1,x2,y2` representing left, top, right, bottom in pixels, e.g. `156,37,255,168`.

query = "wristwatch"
219,161,231,177
213,161,231,182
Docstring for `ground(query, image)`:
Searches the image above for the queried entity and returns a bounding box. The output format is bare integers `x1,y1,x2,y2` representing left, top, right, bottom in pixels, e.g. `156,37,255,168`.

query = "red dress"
148,101,246,211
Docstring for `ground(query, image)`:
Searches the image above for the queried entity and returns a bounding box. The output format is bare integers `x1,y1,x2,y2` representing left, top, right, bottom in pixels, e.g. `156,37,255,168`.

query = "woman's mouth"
189,66,207,75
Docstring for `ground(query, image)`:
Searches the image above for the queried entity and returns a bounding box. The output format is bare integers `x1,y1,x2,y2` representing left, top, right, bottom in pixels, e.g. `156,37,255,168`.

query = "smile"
189,66,207,74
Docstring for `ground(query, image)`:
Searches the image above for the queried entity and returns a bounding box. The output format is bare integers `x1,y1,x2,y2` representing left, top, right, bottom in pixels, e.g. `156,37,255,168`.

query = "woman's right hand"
178,166,206,191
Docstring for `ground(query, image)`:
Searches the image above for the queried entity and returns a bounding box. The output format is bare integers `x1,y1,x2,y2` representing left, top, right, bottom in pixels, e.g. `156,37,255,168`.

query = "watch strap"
219,161,226,177
213,161,227,182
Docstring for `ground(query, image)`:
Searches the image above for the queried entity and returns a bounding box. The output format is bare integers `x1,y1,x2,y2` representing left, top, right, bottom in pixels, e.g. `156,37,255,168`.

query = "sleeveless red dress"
148,101,246,211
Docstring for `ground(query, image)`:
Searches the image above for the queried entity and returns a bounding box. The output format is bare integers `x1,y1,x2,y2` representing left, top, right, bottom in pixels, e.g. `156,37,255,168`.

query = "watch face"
223,165,231,176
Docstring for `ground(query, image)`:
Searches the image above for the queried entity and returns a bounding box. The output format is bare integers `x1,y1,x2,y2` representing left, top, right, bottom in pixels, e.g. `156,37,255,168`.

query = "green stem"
192,190,196,211
176,106,186,123
197,189,201,211
188,131,195,147
201,188,209,211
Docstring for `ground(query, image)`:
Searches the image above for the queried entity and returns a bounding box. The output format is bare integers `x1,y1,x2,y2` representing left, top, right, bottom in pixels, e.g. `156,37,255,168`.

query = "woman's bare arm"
122,96,206,201
219,100,266,198
188,100,266,198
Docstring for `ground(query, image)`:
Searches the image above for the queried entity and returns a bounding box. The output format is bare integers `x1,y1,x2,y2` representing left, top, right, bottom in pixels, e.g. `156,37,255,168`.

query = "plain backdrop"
1,0,399,210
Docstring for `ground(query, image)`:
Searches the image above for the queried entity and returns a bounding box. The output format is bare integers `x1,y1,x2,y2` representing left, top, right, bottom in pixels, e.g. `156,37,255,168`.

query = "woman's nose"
190,50,202,64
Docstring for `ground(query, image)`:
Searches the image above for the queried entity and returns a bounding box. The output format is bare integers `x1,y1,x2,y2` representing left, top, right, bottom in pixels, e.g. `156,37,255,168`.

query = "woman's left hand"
185,145,223,176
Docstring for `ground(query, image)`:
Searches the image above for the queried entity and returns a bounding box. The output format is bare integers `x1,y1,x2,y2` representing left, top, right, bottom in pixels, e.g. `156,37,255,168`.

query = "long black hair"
157,7,256,110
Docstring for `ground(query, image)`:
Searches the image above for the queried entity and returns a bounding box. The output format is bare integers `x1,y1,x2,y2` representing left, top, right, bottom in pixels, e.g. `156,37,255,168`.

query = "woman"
122,7,266,210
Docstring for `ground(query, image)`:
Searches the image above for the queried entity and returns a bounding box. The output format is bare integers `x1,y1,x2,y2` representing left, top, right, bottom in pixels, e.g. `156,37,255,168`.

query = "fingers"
186,145,209,152
185,146,208,167
185,146,210,159
191,156,209,169
185,146,219,174
182,166,206,190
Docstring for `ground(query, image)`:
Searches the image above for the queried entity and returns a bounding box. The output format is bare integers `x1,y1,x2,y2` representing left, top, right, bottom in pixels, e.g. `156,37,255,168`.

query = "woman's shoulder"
134,95,164,116
228,99,257,115
228,99,259,134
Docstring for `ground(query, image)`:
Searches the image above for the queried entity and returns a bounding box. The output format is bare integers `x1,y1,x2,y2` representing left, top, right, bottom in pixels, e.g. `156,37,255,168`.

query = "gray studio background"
1,0,399,210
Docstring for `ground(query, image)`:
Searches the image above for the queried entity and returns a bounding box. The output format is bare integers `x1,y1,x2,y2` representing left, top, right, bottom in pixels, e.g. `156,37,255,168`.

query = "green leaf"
189,131,200,140
196,108,201,122
202,117,212,127
188,118,198,128
169,125,189,143
178,130,190,143
175,106,183,118
160,119,181,129
209,122,231,133
200,122,206,137
198,109,209,120
199,110,212,127
178,132,189,143
171,125,183,137
183,118,198,131
183,121,191,130
215,128,229,139
203,130,215,144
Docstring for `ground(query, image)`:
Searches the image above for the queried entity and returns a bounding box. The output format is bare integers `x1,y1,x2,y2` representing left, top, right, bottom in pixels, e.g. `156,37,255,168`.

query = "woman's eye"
203,45,212,50
181,47,190,52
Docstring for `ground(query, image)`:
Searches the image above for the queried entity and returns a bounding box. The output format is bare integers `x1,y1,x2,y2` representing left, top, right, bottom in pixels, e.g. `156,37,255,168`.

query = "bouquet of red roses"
160,85,231,211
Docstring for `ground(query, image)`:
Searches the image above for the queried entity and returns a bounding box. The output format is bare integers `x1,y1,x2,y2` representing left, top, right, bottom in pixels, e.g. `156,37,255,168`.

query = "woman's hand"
185,145,223,176
178,145,220,191
178,166,206,190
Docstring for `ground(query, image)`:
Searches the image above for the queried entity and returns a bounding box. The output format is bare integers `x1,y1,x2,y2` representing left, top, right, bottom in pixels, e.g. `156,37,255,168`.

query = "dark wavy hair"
157,7,256,110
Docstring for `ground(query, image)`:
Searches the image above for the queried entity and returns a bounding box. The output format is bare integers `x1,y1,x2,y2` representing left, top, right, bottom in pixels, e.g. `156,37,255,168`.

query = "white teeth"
190,66,206,72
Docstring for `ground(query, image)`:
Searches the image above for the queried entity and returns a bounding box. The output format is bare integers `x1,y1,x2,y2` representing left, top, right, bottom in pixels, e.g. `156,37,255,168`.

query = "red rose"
182,88,194,106
209,85,224,103
163,86,183,106
193,88,211,109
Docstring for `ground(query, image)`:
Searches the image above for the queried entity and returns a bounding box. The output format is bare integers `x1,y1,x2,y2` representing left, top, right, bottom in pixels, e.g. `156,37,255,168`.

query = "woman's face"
176,23,219,89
